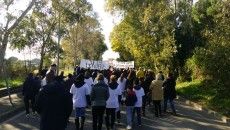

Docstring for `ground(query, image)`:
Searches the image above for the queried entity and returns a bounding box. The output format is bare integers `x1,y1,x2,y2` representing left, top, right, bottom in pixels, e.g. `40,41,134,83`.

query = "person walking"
105,75,122,130
35,73,72,130
91,73,109,130
150,74,164,117
117,73,127,122
22,73,38,117
133,79,145,126
125,86,137,130
70,74,91,130
163,73,177,115
84,71,94,93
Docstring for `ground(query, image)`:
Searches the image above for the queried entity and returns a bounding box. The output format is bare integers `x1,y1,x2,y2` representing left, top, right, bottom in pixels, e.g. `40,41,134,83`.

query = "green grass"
177,80,230,116
0,78,24,89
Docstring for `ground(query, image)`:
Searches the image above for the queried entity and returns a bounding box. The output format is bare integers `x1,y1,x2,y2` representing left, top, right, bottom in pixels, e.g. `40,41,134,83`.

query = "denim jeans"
163,98,176,113
126,106,134,126
133,107,142,125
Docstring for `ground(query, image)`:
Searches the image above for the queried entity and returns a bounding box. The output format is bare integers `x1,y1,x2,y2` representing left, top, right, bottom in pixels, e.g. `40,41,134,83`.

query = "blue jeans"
164,98,176,113
126,106,134,126
133,107,141,125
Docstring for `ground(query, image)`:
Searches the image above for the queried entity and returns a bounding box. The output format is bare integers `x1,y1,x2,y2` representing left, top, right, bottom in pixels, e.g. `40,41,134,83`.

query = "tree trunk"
0,38,8,76
39,43,46,73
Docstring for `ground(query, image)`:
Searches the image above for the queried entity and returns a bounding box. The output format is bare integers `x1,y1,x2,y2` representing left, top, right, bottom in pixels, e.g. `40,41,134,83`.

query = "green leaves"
107,0,176,71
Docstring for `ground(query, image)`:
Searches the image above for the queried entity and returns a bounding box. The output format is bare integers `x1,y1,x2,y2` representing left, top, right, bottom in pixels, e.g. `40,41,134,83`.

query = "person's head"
50,64,57,71
156,73,163,80
134,78,139,86
28,73,33,78
46,71,55,83
96,73,104,81
110,75,117,83
168,73,173,78
85,71,91,78
68,74,73,79
76,74,85,83
127,86,133,92
60,71,64,76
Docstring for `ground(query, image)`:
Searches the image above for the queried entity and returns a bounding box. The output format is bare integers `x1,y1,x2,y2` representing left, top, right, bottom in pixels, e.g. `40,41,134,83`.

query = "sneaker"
126,125,132,130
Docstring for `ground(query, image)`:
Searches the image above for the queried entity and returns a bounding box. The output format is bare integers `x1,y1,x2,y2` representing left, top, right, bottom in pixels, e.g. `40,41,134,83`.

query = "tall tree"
107,0,176,71
0,0,36,74
62,15,107,66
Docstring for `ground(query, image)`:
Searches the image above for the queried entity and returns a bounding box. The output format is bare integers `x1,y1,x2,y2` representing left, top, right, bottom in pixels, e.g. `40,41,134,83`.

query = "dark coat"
35,81,72,130
22,76,37,98
91,81,109,107
163,77,176,100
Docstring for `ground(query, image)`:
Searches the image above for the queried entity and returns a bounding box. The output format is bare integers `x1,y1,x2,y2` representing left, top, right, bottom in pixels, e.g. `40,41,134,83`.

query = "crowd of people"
22,64,177,130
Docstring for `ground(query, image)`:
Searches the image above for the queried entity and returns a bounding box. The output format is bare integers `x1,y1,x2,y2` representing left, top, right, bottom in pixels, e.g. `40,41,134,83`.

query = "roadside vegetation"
177,80,230,116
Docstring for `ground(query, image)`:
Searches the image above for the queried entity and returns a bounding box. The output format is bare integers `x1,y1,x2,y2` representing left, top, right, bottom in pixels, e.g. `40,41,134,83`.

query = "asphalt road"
1,99,230,130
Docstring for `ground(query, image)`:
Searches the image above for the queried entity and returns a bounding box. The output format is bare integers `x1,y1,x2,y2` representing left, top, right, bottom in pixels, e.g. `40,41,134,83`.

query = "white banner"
80,59,109,70
80,59,135,70
112,61,134,69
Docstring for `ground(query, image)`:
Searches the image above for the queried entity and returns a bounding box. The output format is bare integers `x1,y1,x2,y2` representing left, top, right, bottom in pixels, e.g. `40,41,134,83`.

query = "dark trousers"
133,107,142,125
92,106,106,130
105,108,116,129
153,100,161,117
116,110,121,120
142,95,147,115
24,95,35,114
164,98,176,114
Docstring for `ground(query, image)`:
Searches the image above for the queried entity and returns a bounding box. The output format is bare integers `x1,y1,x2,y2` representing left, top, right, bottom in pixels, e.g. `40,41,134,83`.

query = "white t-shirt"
70,83,90,108
84,77,94,93
117,78,127,93
106,86,122,108
134,87,145,107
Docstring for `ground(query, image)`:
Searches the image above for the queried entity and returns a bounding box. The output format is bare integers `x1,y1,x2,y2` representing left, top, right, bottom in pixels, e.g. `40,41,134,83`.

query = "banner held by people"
80,59,110,70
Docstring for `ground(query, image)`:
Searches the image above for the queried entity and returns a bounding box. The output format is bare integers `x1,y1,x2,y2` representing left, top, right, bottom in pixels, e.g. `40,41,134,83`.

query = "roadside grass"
0,78,24,89
177,80,230,116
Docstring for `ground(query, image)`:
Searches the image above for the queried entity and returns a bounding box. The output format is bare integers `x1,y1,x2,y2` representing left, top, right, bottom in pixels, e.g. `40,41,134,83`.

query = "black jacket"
35,81,72,130
22,76,37,98
163,77,176,99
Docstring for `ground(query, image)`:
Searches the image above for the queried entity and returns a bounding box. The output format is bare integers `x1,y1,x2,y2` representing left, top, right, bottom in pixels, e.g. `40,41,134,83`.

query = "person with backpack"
125,85,137,130
105,75,122,130
70,74,91,130
91,73,109,130
133,79,145,126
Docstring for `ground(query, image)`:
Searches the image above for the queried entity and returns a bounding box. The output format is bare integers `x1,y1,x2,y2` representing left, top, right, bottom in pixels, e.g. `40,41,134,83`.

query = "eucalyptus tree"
0,0,36,74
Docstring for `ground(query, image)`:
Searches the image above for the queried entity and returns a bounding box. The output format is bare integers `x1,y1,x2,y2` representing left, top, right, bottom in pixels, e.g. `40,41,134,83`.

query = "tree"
0,0,36,74
106,0,176,71
62,15,107,66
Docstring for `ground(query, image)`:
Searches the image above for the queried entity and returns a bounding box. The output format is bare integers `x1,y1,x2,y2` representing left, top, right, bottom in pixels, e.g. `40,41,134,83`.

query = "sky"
4,0,120,60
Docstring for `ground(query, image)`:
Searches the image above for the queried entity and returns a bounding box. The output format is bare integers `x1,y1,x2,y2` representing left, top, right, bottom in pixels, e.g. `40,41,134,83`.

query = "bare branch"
7,0,36,35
